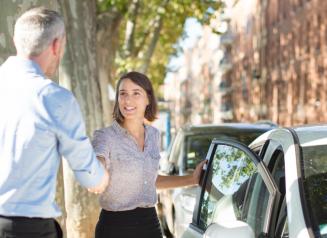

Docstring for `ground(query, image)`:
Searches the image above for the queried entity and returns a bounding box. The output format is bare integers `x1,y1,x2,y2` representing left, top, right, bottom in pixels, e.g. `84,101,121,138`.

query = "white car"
157,123,276,237
181,125,327,238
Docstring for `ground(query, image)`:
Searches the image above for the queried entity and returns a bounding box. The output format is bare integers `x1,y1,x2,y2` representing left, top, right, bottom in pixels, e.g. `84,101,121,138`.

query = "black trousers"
95,207,163,238
0,215,62,238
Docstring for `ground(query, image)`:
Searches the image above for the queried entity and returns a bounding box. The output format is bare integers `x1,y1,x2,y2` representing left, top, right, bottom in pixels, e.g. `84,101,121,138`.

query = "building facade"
225,0,327,126
166,0,327,128
164,23,223,128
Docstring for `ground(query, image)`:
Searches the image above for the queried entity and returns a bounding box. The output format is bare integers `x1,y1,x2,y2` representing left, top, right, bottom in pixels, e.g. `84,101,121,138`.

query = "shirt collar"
112,120,149,136
112,120,128,135
6,56,45,77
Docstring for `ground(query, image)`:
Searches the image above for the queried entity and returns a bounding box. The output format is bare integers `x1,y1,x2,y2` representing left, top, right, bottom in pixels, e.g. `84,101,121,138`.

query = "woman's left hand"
192,160,208,185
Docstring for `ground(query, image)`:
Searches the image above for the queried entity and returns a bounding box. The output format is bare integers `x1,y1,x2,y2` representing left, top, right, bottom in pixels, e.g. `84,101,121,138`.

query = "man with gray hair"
0,7,108,238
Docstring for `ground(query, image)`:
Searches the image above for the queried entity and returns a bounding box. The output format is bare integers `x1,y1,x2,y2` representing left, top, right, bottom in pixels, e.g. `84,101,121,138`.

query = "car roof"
293,124,327,147
251,124,327,148
179,123,276,135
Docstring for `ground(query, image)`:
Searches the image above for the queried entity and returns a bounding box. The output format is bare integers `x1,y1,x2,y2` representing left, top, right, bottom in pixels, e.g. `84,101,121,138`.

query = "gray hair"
14,7,65,57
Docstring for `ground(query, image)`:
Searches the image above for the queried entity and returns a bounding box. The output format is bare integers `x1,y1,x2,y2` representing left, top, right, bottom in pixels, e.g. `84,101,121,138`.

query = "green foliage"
212,145,256,192
97,0,131,13
96,0,224,91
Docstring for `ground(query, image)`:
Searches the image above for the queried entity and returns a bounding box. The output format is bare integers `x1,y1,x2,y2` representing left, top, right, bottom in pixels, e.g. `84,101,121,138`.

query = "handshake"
87,156,109,194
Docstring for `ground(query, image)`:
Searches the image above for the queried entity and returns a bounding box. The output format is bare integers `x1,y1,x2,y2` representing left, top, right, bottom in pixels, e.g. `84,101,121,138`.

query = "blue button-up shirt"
0,56,105,218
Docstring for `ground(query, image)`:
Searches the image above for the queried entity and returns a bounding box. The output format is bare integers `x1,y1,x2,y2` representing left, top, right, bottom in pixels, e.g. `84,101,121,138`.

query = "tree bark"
58,0,103,237
96,10,124,126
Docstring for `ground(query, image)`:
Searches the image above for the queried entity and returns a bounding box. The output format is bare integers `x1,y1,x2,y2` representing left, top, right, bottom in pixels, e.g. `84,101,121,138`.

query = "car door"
181,139,281,238
172,133,220,237
254,128,316,238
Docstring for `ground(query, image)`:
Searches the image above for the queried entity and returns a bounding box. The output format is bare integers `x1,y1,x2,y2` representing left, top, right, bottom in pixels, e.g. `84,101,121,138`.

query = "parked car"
181,125,327,238
158,123,277,237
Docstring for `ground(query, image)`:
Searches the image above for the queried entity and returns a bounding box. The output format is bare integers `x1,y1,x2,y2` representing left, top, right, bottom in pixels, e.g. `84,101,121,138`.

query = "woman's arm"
156,160,207,190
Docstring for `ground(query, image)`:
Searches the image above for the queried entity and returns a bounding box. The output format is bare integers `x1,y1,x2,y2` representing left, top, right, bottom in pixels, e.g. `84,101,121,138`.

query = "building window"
306,21,311,54
316,15,322,54
278,82,287,112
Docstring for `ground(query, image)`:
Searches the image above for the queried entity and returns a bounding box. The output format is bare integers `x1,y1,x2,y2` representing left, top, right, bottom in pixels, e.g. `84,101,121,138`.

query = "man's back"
0,56,70,217
0,56,106,219
0,8,108,237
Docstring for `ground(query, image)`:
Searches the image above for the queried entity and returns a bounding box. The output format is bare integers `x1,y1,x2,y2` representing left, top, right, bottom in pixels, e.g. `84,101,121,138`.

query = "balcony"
220,30,233,47
218,81,232,95
219,101,233,120
253,105,268,117
220,102,232,112
219,55,232,72
220,110,233,120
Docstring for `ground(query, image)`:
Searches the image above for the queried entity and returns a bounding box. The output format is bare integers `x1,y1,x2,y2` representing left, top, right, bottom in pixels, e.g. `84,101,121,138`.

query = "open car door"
181,139,281,238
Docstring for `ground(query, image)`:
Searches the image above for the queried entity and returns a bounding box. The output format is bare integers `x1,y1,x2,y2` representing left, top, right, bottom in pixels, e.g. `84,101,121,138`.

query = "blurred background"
1,0,326,237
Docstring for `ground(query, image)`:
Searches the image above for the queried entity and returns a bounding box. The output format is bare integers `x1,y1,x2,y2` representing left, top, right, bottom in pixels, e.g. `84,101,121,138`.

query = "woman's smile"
123,106,136,114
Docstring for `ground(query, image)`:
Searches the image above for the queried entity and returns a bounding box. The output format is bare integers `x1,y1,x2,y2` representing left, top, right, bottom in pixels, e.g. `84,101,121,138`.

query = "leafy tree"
96,0,224,93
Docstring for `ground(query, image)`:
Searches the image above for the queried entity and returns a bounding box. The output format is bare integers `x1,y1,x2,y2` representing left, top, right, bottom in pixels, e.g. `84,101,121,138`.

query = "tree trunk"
96,11,124,126
0,1,67,237
58,0,103,237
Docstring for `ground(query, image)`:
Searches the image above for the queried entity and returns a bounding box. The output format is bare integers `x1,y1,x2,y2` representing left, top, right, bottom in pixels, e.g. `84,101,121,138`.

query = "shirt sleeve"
92,129,110,160
41,84,105,188
153,127,161,159
156,129,161,152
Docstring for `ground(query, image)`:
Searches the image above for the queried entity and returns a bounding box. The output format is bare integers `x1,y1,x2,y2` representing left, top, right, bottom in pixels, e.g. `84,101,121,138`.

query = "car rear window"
302,145,327,237
185,131,266,170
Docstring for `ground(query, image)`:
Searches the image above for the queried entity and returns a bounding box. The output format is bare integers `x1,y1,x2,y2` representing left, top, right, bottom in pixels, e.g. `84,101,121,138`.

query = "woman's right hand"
192,160,208,185
88,156,109,194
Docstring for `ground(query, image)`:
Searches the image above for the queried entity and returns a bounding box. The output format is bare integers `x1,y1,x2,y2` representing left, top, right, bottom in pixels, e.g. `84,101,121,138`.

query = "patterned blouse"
92,120,161,211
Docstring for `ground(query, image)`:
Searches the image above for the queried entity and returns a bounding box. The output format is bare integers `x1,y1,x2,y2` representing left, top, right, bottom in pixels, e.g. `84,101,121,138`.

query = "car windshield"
168,132,183,164
301,145,327,237
185,131,265,170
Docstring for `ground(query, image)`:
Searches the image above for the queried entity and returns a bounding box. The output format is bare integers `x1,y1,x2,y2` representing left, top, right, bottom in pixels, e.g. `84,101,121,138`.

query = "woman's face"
118,78,149,122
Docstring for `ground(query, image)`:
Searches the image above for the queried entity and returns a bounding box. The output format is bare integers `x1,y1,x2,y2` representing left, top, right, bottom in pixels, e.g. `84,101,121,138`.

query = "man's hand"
88,156,109,194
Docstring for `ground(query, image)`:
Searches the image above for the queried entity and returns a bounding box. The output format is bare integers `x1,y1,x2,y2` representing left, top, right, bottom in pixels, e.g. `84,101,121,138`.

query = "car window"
168,132,183,166
275,197,289,238
196,142,276,238
281,220,289,238
253,141,287,238
240,147,284,238
242,172,270,237
269,150,288,238
198,144,258,231
183,130,269,172
301,145,327,237
185,135,214,170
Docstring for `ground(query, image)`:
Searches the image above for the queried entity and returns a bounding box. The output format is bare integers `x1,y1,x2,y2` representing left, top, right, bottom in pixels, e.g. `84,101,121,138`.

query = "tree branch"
123,0,140,57
139,0,169,74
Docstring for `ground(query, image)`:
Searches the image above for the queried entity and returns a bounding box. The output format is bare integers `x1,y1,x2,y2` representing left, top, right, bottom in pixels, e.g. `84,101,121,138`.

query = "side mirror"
167,162,176,174
204,221,255,238
159,159,176,175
